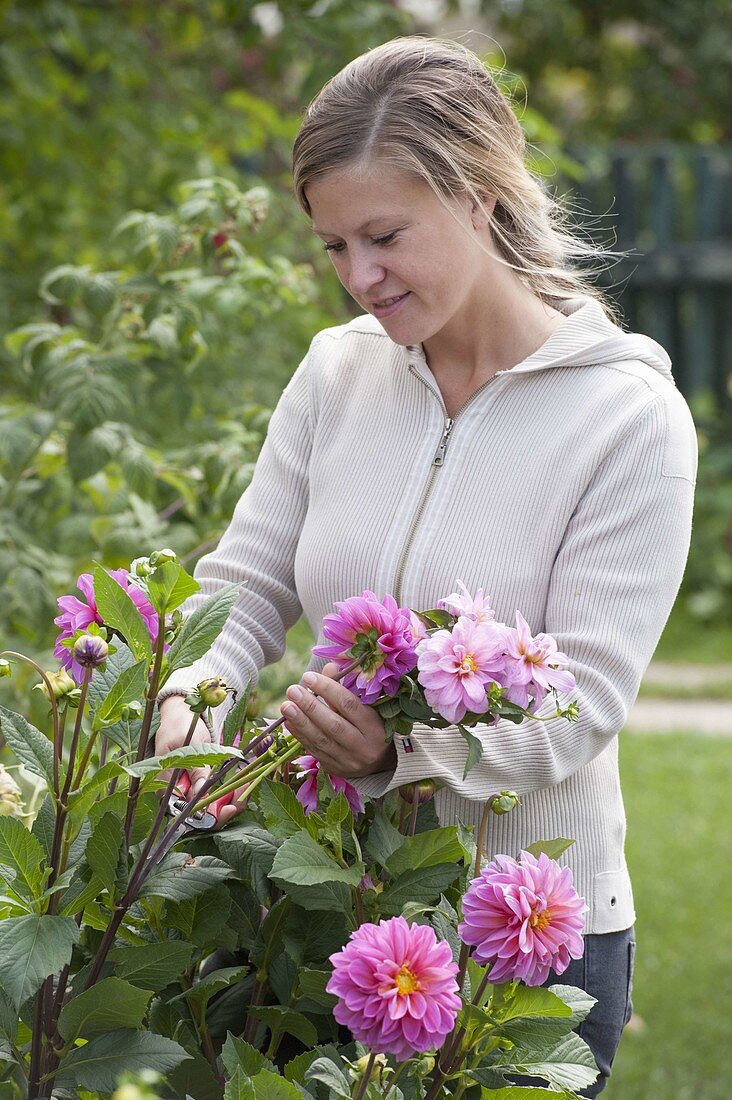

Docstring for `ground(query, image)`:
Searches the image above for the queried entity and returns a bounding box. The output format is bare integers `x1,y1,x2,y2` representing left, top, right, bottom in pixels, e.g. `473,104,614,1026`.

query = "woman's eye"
373,232,397,246
323,241,346,253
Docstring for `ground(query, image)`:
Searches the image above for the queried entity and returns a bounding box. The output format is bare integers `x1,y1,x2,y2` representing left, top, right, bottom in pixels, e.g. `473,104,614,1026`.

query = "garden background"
1,2,730,1097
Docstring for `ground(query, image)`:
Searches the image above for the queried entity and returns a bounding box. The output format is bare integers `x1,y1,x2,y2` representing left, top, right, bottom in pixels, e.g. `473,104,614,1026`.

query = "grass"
607,733,732,1099
637,680,732,701
654,603,732,664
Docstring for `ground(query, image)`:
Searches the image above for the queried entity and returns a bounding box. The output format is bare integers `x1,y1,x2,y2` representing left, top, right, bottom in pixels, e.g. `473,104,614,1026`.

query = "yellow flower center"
394,964,420,995
529,907,552,932
459,655,477,675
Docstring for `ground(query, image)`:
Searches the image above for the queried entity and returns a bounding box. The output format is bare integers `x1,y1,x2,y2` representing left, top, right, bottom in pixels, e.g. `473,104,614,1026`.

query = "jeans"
513,927,636,1097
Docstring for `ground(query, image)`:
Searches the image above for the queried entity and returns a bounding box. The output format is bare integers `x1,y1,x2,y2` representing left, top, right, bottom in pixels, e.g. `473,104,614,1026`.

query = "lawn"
608,733,732,1099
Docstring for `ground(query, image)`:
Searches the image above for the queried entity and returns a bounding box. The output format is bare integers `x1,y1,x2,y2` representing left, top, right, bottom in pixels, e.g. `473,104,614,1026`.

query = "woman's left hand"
281,662,397,778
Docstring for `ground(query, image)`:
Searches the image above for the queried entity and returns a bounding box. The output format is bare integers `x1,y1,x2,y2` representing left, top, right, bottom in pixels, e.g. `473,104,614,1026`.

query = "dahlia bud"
120,700,144,721
149,548,177,567
0,764,24,818
491,790,520,815
129,556,153,579
353,1053,387,1081
33,668,76,701
0,659,11,678
196,677,228,708
398,778,439,805
414,1054,435,1075
73,633,109,669
245,689,259,720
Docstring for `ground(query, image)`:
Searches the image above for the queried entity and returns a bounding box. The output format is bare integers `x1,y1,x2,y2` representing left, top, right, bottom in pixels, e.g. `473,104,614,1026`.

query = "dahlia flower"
502,612,576,712
438,580,495,624
72,633,109,670
459,850,587,986
327,916,460,1061
415,616,508,723
54,570,159,683
293,754,365,817
312,591,417,704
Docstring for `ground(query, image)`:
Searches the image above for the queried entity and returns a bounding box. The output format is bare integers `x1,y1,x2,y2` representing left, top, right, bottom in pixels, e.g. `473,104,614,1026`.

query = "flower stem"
353,1052,377,1100
407,795,419,836
123,611,167,847
0,651,61,803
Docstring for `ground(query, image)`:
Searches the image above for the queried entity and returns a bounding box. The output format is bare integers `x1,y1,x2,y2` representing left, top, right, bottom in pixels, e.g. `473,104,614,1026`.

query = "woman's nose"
346,249,386,297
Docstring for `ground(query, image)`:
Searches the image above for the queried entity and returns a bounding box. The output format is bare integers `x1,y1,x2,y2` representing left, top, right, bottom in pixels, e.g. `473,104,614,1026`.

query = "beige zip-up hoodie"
159,298,697,934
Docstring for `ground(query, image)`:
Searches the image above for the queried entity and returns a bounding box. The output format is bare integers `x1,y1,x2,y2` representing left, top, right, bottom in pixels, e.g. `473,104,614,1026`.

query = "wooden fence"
565,144,732,411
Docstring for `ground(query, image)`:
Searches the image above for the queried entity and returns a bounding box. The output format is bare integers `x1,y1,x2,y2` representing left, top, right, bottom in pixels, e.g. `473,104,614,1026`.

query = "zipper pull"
433,418,454,466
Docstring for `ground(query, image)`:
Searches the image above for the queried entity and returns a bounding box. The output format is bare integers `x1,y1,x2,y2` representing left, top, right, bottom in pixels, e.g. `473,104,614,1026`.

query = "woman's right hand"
156,695,214,798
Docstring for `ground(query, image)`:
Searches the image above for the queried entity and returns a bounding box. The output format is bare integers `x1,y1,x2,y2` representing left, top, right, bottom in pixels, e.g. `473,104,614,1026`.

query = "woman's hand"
281,662,397,778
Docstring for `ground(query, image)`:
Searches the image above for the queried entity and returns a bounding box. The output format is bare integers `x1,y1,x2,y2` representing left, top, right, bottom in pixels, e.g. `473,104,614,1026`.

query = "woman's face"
305,160,493,349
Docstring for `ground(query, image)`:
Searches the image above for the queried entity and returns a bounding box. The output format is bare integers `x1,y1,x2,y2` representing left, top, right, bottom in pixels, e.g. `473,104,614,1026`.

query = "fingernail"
282,702,297,718
287,685,303,702
302,672,317,687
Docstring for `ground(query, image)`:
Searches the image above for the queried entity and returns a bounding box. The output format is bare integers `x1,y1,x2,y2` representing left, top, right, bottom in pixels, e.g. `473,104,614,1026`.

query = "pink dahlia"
459,850,587,986
293,754,364,817
313,591,417,705
502,612,576,713
438,580,495,625
415,616,508,723
327,916,461,1061
54,569,160,682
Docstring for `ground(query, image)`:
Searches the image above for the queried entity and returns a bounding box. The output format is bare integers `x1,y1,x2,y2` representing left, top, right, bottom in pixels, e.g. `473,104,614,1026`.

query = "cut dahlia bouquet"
0,551,598,1100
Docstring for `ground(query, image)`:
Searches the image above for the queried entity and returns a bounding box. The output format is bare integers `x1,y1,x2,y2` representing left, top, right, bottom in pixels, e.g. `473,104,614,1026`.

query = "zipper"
392,367,502,605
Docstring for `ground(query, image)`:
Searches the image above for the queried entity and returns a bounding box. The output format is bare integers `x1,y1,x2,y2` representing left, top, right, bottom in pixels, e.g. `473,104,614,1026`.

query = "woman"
157,38,696,1095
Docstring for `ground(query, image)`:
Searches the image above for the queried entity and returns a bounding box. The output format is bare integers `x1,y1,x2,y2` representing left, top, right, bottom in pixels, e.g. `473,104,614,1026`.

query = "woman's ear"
471,192,497,229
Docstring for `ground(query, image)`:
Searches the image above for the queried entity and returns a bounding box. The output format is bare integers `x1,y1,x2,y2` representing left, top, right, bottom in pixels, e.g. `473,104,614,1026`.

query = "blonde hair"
292,36,615,312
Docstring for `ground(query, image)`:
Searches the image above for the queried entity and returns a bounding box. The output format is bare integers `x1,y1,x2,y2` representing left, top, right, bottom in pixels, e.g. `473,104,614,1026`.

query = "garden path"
627,662,732,736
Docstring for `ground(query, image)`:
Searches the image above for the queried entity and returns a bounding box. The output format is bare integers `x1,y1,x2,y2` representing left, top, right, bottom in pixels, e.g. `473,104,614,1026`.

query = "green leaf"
57,976,152,1040
55,1029,191,1092
549,983,597,1026
85,812,124,895
0,817,49,902
125,742,239,781
110,940,193,992
221,1032,275,1077
278,879,353,914
92,658,149,730
224,1067,252,1100
172,966,247,1017
496,985,573,1023
295,968,337,1010
87,643,138,712
0,705,55,786
163,582,240,676
364,807,404,866
146,561,200,615
258,779,308,838
523,838,575,861
247,1068,306,1100
283,907,348,966
138,852,232,902
481,1032,599,1092
248,1004,318,1049
92,563,154,662
305,1056,352,1098
479,1090,567,1099
0,984,18,1048
269,830,364,889
222,691,251,747
167,883,232,947
0,915,79,1008
385,826,464,876
30,796,56,862
378,863,463,916
457,723,484,778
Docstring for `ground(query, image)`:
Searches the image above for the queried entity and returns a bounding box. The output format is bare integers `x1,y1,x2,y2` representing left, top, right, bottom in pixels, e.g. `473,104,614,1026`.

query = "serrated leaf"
92,659,149,730
57,976,152,1040
222,691,250,747
110,940,193,992
480,1032,599,1092
258,780,308,838
0,705,55,786
146,561,200,615
283,906,348,967
364,807,404,866
163,583,240,676
270,830,364,889
457,724,484,779
278,879,352,914
385,826,464,876
295,968,337,1009
248,1004,317,1050
378,863,463,916
92,563,154,661
171,966,247,1016
0,915,79,1008
496,985,573,1023
85,812,124,894
55,1030,190,1092
125,742,240,781
0,984,18,1047
221,1032,275,1077
0,817,49,902
138,852,232,903
523,838,575,861
167,882,232,947
305,1056,351,1097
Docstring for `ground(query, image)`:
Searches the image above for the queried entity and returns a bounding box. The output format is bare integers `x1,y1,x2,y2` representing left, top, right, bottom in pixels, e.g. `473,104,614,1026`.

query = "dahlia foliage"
0,560,599,1098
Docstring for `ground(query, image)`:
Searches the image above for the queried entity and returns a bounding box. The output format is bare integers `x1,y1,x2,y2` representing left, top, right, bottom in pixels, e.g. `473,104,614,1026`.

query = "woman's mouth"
371,292,410,319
